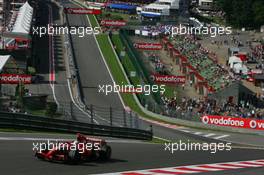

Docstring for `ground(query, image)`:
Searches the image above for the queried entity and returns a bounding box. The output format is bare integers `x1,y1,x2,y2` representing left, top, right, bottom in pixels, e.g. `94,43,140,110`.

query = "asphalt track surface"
68,14,123,109
1,0,263,175
66,2,126,126
0,133,263,175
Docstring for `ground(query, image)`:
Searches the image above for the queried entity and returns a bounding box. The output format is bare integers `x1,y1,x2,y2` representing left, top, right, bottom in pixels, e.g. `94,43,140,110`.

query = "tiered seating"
169,35,233,91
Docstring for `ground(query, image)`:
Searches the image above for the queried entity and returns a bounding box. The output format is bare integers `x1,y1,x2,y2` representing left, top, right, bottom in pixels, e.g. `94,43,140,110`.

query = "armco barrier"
0,112,153,140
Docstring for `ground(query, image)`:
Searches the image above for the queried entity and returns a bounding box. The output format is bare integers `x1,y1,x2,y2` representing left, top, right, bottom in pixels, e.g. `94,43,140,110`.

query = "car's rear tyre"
99,146,111,161
68,150,81,163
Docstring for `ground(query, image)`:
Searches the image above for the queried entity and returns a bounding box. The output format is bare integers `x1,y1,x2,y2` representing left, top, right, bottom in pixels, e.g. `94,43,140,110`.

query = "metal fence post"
110,107,113,126
123,109,127,127
90,104,94,124
135,113,139,129
130,111,133,128
70,102,73,118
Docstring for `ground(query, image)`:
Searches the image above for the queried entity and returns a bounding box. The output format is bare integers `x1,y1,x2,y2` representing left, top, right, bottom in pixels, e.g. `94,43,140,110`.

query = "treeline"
215,0,264,29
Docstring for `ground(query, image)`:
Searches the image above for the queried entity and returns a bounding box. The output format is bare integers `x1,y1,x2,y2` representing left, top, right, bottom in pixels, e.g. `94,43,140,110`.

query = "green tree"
215,0,264,28
253,0,264,27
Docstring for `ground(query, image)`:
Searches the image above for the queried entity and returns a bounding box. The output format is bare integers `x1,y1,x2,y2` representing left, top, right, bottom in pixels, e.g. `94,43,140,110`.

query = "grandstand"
162,35,236,94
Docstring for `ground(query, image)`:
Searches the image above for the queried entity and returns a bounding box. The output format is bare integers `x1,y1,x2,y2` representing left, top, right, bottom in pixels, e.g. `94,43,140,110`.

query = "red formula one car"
35,133,111,163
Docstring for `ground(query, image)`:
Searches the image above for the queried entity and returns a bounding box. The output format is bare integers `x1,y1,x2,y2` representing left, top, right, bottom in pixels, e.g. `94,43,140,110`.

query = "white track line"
204,133,216,137
213,135,230,139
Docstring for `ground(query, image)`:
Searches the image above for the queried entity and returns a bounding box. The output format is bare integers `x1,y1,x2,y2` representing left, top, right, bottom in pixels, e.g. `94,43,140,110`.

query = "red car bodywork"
35,133,111,163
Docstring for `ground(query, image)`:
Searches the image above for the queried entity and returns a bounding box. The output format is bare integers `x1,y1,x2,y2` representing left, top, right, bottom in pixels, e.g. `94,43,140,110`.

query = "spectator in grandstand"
169,34,235,91
160,93,263,120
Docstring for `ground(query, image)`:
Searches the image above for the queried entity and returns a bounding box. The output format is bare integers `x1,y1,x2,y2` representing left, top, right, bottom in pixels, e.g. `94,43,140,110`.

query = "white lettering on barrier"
209,118,244,127
201,115,264,130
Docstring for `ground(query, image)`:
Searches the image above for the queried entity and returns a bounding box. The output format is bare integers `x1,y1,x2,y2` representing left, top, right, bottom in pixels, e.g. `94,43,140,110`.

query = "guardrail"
0,112,153,140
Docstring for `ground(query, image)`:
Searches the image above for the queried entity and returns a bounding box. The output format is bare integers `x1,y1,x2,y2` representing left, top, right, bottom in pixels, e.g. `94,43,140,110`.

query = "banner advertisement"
100,20,127,27
64,8,102,15
151,74,186,84
0,74,32,84
134,43,162,50
201,115,264,130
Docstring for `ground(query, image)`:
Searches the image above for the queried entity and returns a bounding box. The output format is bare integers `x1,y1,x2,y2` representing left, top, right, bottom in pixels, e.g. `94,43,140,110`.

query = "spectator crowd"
161,95,264,120
169,34,239,91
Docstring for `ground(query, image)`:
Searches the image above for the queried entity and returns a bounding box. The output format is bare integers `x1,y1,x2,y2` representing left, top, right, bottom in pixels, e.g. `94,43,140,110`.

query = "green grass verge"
111,34,141,86
96,34,139,110
25,109,46,116
164,85,175,98
95,34,178,124
88,15,99,28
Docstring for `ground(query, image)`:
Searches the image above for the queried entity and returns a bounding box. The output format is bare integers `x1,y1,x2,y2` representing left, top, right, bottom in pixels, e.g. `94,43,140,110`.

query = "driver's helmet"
72,140,78,145
77,133,86,143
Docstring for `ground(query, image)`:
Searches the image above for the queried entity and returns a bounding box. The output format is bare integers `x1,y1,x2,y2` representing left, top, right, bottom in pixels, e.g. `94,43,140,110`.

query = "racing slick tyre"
68,150,81,163
99,146,111,161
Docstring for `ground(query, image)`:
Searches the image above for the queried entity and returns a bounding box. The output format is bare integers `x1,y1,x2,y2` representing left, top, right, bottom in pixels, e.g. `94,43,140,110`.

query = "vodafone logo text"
151,74,186,84
0,74,32,84
201,115,264,130
134,43,162,50
100,20,126,27
64,8,102,15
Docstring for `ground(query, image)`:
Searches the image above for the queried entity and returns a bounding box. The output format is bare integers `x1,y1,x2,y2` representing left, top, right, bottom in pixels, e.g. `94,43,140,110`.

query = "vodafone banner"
64,8,102,15
100,20,127,27
134,43,162,50
151,74,186,84
201,115,264,130
0,74,32,84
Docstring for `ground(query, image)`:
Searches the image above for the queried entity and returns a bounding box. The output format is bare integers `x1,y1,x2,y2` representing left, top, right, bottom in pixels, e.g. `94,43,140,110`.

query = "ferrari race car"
35,133,111,163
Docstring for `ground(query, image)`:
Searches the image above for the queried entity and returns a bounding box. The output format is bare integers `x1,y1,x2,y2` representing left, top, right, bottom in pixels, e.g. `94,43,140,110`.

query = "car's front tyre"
99,146,111,161
68,150,81,163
